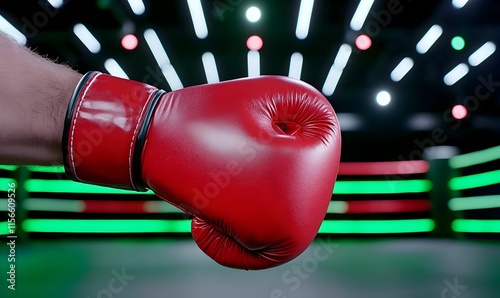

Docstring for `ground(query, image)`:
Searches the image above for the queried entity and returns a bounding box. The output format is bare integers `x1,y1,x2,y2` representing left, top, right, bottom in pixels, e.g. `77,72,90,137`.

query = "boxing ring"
1,145,499,297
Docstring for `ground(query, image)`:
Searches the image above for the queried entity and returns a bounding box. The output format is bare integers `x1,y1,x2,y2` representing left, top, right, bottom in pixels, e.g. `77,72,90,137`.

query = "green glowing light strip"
452,219,500,233
449,145,500,169
318,219,435,233
23,179,431,195
26,165,65,173
449,169,500,191
23,198,85,212
0,222,9,235
24,179,154,195
22,219,192,233
15,219,436,234
449,195,500,211
333,180,432,194
0,178,16,191
327,201,348,213
0,165,18,171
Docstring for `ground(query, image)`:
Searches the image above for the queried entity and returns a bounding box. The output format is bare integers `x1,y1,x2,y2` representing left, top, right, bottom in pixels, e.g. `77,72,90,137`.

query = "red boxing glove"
62,72,341,270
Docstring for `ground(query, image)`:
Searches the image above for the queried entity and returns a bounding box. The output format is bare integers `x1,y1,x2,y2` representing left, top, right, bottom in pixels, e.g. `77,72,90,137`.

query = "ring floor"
1,238,499,298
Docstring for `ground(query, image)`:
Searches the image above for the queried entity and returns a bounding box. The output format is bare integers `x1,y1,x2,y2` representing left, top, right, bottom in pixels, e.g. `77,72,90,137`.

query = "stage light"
350,0,375,31
121,34,138,50
288,52,303,80
0,14,27,45
201,52,220,83
468,41,496,67
355,34,372,51
391,57,414,82
73,23,101,54
452,104,467,120
247,50,260,77
452,0,469,9
443,63,469,86
161,64,184,91
127,0,145,15
333,44,352,69
144,28,183,90
246,6,261,22
47,0,63,9
144,29,170,67
376,91,391,106
104,58,129,79
295,0,315,39
322,44,352,96
246,35,263,51
416,24,443,54
451,36,465,50
187,0,208,39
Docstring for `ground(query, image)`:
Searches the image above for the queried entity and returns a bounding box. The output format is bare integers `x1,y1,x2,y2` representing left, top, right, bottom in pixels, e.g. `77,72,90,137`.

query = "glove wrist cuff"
62,71,163,190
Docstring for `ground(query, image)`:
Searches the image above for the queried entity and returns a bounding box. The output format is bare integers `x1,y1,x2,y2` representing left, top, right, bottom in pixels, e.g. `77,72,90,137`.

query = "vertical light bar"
443,63,469,86
452,0,469,9
202,52,220,83
0,14,27,45
350,0,375,31
390,57,414,82
144,29,183,91
295,0,315,39
416,25,443,54
186,0,208,39
144,29,170,67
161,64,184,91
127,0,146,15
73,23,101,54
288,52,304,80
333,44,353,69
468,42,496,67
323,44,352,96
322,68,343,97
104,58,129,79
47,0,64,9
248,50,260,78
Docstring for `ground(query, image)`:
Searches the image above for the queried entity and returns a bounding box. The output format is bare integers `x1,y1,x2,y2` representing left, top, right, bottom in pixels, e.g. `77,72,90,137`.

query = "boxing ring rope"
447,145,500,233
0,145,499,236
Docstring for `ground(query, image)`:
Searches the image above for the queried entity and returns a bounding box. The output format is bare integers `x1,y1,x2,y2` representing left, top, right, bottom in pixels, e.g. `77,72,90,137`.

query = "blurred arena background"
0,0,499,297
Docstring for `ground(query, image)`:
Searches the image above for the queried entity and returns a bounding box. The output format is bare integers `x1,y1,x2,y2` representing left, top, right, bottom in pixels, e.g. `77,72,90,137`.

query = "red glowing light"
452,104,468,120
355,34,372,51
121,34,138,50
338,160,430,176
346,199,431,214
246,35,263,51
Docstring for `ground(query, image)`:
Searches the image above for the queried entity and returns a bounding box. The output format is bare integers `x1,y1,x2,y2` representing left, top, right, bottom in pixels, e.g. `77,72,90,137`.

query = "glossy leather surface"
65,74,341,270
